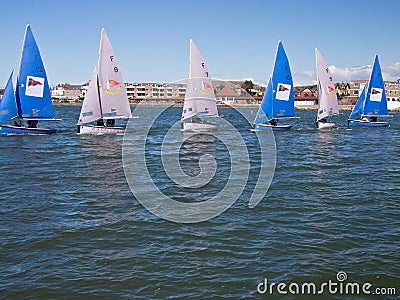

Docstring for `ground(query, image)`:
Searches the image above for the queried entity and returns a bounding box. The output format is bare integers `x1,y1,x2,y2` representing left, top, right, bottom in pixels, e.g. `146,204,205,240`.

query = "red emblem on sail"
278,84,289,91
28,78,43,87
108,79,120,87
372,89,381,94
328,86,335,92
203,82,212,89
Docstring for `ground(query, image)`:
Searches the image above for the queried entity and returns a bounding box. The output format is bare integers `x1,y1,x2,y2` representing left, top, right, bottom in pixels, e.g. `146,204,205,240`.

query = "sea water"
0,106,398,298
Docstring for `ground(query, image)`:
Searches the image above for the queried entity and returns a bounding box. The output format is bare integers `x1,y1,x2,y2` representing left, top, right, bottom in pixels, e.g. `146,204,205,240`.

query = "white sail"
98,28,132,119
316,48,339,121
182,39,218,121
78,68,102,125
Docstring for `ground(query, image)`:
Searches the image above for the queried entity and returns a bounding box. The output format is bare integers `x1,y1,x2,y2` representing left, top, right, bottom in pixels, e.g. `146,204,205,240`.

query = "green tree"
241,80,254,95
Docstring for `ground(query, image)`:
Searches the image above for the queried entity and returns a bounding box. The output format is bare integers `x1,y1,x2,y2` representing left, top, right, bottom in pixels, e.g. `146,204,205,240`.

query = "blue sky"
1,0,400,87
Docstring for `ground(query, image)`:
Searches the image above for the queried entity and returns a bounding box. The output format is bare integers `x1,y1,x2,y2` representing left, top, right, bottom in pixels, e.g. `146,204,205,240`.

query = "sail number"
36,66,44,73
110,56,118,73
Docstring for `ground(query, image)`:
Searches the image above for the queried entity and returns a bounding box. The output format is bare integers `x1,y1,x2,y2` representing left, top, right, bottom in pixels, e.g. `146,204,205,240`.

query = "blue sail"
16,25,54,119
349,85,366,119
254,77,273,124
253,41,294,125
0,71,18,122
270,41,295,119
363,55,388,117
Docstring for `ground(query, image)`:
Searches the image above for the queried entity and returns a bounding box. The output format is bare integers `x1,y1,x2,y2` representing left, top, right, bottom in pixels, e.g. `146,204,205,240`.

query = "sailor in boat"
13,118,23,127
319,118,327,123
106,119,115,127
192,117,203,124
362,116,368,122
96,119,104,126
370,116,378,122
269,119,277,126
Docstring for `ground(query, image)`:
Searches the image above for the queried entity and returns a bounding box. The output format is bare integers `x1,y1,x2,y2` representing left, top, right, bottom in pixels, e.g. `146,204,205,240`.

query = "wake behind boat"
77,28,132,134
0,25,57,135
252,41,295,131
348,55,389,127
315,48,339,129
181,40,218,131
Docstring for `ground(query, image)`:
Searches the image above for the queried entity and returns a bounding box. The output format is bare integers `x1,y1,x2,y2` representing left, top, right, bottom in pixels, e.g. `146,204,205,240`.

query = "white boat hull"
316,121,336,129
77,125,125,134
181,122,217,132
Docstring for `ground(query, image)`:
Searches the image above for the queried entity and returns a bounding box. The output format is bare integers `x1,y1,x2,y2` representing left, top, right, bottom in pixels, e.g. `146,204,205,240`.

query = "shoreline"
53,102,400,112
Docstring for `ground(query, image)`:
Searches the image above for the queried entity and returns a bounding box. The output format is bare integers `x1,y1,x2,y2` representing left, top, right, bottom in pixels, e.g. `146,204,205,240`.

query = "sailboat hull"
0,125,56,135
181,122,217,132
348,119,389,127
77,125,125,134
253,123,291,131
316,121,336,129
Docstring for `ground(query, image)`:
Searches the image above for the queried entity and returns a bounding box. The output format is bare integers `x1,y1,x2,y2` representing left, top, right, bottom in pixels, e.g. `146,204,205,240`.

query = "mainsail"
182,39,218,121
0,71,18,122
315,48,339,121
363,55,388,117
98,28,132,119
254,41,294,124
16,24,54,119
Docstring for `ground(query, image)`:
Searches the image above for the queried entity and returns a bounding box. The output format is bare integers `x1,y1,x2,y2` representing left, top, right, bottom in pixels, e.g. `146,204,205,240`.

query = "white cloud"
292,62,400,86
330,65,372,82
381,62,400,81
293,70,316,86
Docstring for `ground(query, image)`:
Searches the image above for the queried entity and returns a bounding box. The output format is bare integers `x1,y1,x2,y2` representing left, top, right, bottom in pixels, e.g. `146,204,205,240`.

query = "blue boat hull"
348,119,389,127
0,125,56,135
253,124,292,131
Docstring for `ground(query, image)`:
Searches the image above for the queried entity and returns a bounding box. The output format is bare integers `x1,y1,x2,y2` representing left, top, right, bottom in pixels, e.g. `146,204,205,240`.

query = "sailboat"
77,28,132,134
315,48,339,129
253,40,295,131
0,25,56,135
348,55,389,127
181,39,218,131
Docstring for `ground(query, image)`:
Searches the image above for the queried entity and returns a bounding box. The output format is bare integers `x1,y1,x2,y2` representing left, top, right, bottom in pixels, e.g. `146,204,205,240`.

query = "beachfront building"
124,82,186,100
216,87,237,105
51,83,82,103
385,81,400,109
122,80,263,103
294,86,317,106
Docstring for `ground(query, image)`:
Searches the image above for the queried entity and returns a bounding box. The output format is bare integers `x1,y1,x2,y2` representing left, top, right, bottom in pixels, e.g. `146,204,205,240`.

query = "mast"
15,24,29,118
97,30,103,119
96,74,103,118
